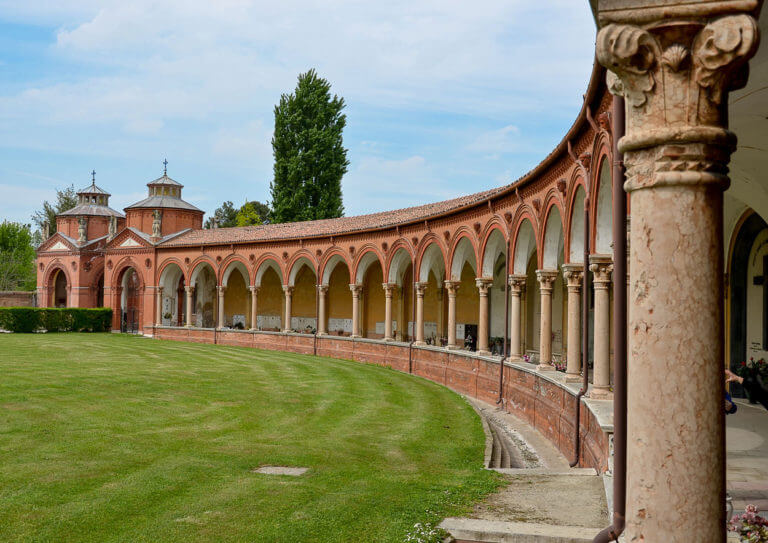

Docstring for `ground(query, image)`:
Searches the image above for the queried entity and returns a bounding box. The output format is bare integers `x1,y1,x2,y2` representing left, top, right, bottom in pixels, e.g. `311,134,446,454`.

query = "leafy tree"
0,221,36,291
270,69,348,223
235,201,270,226
204,201,238,229
31,185,78,237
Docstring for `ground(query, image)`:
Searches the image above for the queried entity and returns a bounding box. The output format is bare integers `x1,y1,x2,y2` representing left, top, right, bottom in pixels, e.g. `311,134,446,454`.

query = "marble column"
282,286,293,333
596,6,760,541
535,270,558,370
350,284,362,338
382,283,396,341
507,274,527,359
590,256,613,398
185,285,194,327
561,264,583,382
317,285,328,335
414,282,427,345
249,286,259,330
444,280,460,348
155,286,163,327
216,285,226,329
475,278,492,355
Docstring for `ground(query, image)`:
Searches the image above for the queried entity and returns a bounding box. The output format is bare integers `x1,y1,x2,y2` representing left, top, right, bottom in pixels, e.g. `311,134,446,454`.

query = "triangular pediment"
50,241,70,251
37,232,76,253
106,227,152,250
119,237,141,247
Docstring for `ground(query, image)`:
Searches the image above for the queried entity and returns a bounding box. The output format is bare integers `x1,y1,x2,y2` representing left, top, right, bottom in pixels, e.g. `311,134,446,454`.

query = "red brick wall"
0,291,36,307
152,328,611,472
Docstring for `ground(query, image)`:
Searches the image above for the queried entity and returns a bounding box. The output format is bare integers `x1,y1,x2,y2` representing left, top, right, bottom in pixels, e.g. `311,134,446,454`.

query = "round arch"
320,252,351,286
593,155,613,255
512,218,538,275
254,257,284,286
353,249,384,285
567,182,587,263
449,235,478,281
480,227,507,278
288,255,317,287
542,204,565,270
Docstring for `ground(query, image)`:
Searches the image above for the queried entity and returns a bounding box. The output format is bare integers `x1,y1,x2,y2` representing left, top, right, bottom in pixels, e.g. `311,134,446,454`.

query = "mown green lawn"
0,334,499,542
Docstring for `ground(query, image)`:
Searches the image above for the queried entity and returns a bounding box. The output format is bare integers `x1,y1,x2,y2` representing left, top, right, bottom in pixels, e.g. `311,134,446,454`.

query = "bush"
0,308,112,333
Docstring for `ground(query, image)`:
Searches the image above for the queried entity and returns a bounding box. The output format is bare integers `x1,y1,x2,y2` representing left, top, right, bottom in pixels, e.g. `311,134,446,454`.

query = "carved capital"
382,282,397,297
475,277,492,296
349,284,362,296
589,255,614,287
249,285,260,295
184,285,195,294
317,284,328,295
444,280,460,296
415,282,427,297
282,285,294,295
507,274,527,294
217,285,227,295
536,270,558,292
561,264,584,290
597,12,759,193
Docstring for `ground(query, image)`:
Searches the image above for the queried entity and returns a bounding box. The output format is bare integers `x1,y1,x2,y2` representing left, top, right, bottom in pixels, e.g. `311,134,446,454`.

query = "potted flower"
729,504,768,542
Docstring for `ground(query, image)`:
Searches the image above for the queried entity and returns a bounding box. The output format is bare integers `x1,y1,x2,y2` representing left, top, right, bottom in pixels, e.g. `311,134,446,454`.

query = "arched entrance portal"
52,269,68,307
121,268,141,333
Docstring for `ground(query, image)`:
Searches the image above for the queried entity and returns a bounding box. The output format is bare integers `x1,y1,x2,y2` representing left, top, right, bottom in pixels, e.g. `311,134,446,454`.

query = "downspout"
498,238,511,404
314,282,319,356
594,96,626,542
568,138,591,468
408,257,416,374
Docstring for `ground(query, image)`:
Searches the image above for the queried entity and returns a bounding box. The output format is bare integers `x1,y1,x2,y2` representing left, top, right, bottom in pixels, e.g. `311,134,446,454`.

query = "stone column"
350,284,362,338
185,285,194,327
596,7,760,541
216,285,226,329
561,264,583,382
535,270,558,370
414,282,427,345
507,274,527,359
444,280,460,348
155,286,163,327
590,256,613,398
382,283,396,341
317,285,328,335
249,286,259,330
282,286,293,333
475,278,492,355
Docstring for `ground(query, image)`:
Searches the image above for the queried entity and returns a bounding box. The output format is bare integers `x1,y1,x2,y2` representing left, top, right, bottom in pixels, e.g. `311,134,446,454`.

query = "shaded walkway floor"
728,399,768,515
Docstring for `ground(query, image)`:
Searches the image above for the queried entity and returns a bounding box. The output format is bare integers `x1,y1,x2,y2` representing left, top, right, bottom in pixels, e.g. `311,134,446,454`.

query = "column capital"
561,263,584,290
317,284,329,294
596,8,759,193
249,285,260,294
475,277,492,295
184,285,195,294
535,269,558,292
507,274,527,293
589,255,614,286
444,280,460,295
349,283,362,296
382,282,397,297
216,285,226,294
414,281,427,296
282,285,294,294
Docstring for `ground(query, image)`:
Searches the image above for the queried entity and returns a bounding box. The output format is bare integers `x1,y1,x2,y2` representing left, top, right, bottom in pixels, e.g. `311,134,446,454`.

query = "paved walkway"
728,399,768,516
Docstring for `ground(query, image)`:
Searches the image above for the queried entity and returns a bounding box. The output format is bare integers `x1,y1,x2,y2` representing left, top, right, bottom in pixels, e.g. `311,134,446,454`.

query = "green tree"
31,185,78,237
0,221,37,291
270,69,348,223
204,201,238,229
235,201,270,226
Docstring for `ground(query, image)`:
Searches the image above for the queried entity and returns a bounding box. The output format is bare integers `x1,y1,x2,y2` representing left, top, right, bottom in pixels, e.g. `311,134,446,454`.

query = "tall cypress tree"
270,69,348,223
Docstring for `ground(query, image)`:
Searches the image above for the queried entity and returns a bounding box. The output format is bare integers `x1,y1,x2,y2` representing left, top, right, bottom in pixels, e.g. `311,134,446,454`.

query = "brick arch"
510,212,540,275
415,235,448,284
540,196,565,270
448,231,479,281
479,219,509,278
220,255,251,287
564,169,588,264
110,256,147,289
385,239,416,284
287,250,318,286
254,254,284,286
43,259,71,289
188,256,219,285
319,249,352,285
591,148,613,254
351,245,385,284
157,257,188,285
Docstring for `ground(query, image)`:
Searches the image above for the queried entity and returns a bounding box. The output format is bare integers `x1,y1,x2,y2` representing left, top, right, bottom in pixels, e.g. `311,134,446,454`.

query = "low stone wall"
152,326,613,473
0,291,36,307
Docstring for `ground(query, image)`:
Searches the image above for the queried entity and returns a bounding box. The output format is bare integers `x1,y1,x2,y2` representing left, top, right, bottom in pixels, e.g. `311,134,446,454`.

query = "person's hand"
726,369,743,384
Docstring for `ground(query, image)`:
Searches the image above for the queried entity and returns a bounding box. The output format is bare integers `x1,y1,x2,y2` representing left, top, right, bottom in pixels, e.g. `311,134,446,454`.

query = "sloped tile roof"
59,203,125,218
125,195,203,212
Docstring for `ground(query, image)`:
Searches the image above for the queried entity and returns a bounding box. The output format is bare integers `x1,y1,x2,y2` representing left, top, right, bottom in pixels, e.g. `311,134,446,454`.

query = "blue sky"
0,1,596,226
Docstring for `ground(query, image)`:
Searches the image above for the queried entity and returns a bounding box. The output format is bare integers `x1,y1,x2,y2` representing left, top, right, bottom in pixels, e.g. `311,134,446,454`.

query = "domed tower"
57,173,125,243
124,162,204,238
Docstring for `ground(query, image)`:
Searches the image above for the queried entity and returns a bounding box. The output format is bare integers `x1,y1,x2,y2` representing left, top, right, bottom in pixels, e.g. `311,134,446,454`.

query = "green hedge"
0,308,112,333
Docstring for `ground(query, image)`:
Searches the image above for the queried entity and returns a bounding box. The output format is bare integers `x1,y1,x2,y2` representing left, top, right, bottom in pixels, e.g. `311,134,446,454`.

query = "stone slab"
440,518,601,543
252,466,308,476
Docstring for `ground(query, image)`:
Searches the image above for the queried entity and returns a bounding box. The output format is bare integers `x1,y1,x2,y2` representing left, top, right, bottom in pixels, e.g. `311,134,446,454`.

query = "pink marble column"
475,278,492,355
444,280,460,348
535,270,558,370
155,286,163,327
507,274,527,359
249,286,259,330
317,285,328,335
589,255,613,398
382,283,396,341
597,7,760,541
216,285,226,329
282,286,293,333
349,284,362,338
185,285,194,327
414,282,427,345
561,264,583,382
